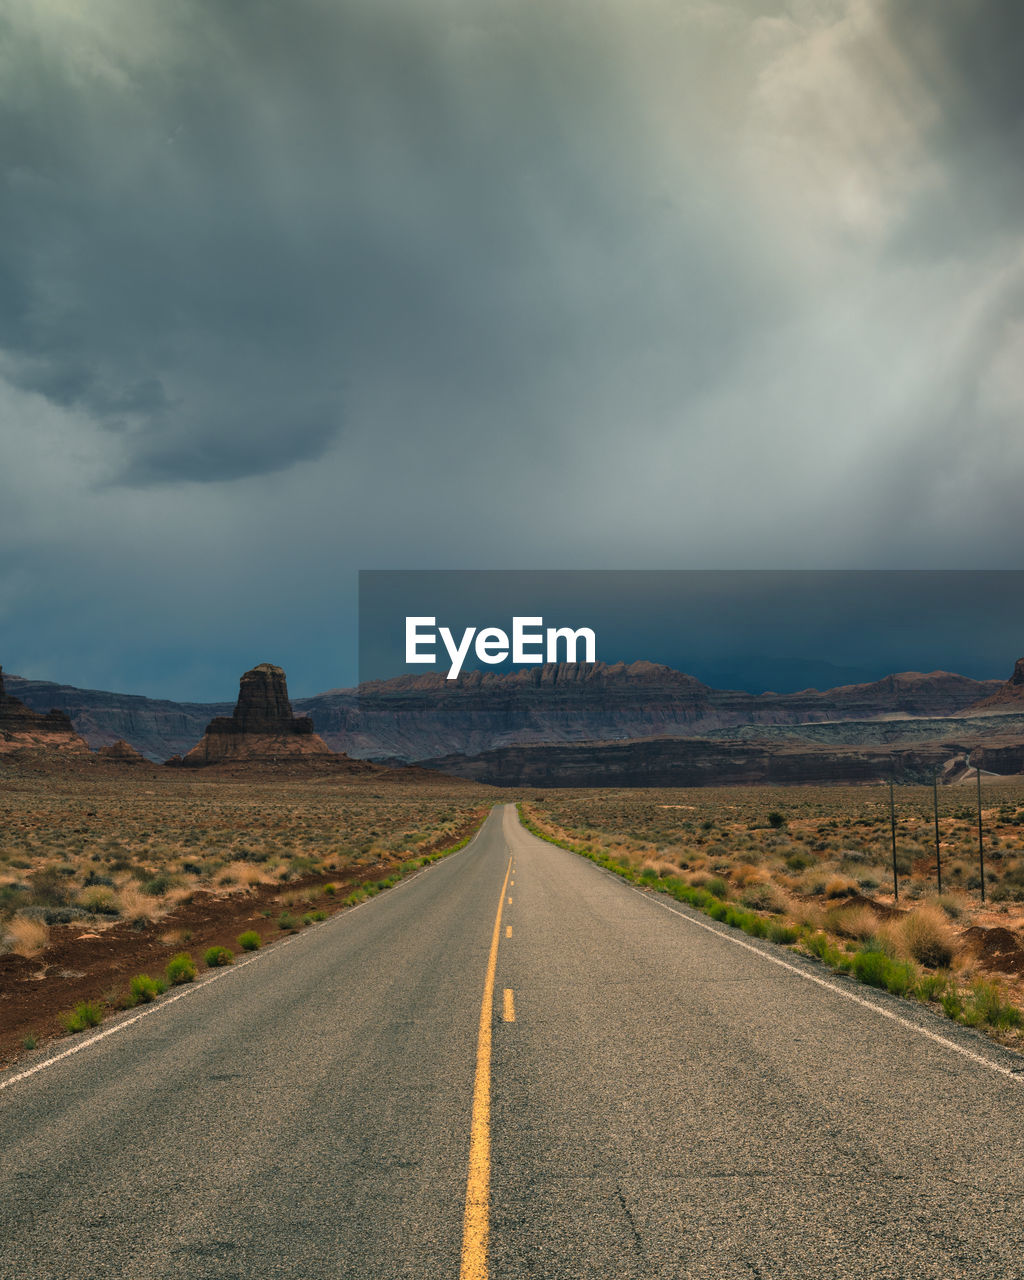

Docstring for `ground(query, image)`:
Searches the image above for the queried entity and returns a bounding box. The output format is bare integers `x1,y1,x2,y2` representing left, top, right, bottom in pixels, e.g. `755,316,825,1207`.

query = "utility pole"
889,775,899,902
933,772,942,896
977,766,986,903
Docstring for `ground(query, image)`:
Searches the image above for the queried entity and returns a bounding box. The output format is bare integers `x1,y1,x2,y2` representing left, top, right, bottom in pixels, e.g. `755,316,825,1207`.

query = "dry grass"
5,915,49,957
900,904,957,968
872,919,910,961
214,861,277,888
823,874,860,899
825,903,878,941
0,772,495,951
521,779,1024,1006
115,884,156,926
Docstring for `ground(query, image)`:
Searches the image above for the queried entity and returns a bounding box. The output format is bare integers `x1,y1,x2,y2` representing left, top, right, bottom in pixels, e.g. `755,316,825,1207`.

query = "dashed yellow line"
503,989,515,1022
505,925,512,938
459,855,513,1280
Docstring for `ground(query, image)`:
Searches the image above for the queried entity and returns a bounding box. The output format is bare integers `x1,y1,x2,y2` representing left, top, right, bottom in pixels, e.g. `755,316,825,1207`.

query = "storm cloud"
2,1,1022,697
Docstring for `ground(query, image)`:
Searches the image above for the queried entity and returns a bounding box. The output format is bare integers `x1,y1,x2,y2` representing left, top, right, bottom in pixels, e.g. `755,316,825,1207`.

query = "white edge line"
521,824,1024,1087
0,807,497,1096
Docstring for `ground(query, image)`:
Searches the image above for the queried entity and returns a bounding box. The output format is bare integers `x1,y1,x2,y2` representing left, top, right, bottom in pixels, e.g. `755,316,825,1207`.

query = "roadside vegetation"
0,774,492,1058
519,782,1024,1049
0,775,492,955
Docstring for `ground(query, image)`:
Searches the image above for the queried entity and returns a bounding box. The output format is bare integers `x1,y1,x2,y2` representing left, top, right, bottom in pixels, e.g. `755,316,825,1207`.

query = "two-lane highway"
2,803,1023,1279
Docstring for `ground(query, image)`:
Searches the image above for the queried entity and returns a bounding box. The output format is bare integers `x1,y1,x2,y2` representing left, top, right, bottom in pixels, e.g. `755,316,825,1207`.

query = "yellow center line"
459,853,513,1280
502,989,515,1022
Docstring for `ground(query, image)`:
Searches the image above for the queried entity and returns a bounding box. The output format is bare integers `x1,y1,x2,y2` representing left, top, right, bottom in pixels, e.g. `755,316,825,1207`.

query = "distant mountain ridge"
5,660,1005,763
4,674,231,761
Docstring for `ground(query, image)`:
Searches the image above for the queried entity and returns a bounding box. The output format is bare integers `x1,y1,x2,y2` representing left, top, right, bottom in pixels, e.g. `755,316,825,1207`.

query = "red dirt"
959,925,1024,975
0,814,484,1070
837,891,905,919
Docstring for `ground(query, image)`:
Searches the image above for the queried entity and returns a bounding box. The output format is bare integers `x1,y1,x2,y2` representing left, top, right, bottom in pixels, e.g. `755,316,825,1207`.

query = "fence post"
933,772,942,896
977,766,986,903
889,775,899,902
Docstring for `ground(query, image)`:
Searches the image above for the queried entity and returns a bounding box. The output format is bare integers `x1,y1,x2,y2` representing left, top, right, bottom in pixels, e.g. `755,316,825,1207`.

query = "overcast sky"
2,1,1022,699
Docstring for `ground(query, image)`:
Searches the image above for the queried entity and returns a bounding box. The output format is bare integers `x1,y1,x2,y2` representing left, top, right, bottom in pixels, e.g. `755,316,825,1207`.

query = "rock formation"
303,662,1003,762
965,658,1024,714
172,664,337,767
97,739,151,765
0,666,89,756
416,736,972,788
3,671,231,760
967,743,1024,776
5,658,1013,772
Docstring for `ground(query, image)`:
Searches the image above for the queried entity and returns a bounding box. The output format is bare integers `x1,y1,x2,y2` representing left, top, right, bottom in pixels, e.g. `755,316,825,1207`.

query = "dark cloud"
0,1,787,486
1,1,1023,696
878,0,1024,254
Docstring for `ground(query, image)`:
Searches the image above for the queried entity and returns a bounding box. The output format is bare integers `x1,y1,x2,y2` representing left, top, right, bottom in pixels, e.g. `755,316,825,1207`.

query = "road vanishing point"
2,804,1023,1279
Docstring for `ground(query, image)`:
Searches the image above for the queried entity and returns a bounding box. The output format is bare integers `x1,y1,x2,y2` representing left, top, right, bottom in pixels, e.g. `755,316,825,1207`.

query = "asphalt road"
2,802,1023,1279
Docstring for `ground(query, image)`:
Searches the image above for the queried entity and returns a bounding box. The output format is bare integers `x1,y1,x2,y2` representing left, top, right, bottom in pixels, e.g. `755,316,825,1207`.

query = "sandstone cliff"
302,662,1002,761
417,736,974,788
0,667,90,757
6,660,1005,764
964,657,1024,714
3,672,229,760
174,664,338,766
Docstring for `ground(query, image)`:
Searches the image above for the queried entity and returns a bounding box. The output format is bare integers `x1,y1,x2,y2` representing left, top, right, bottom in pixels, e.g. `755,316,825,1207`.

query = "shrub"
59,1001,103,1033
741,913,769,939
768,921,799,945
883,959,918,997
869,920,909,961
826,904,877,941
705,877,728,900
916,971,949,1002
900,905,956,969
4,915,49,957
78,886,121,916
767,811,786,829
740,881,787,913
851,947,918,995
278,911,299,931
23,1034,36,1050
851,949,890,988
204,945,234,967
323,883,337,896
935,893,966,920
966,979,1023,1030
165,952,196,985
238,930,261,951
142,874,173,897
128,973,166,1004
